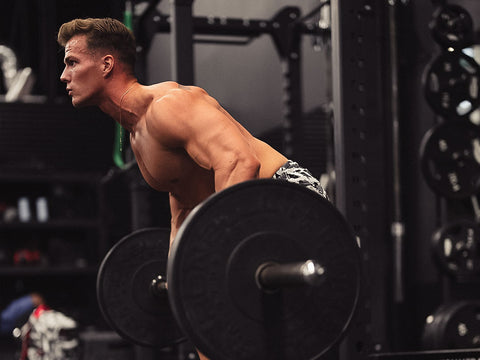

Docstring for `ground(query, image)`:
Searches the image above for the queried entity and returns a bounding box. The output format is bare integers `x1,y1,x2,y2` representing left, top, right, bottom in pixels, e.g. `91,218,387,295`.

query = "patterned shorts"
272,160,328,200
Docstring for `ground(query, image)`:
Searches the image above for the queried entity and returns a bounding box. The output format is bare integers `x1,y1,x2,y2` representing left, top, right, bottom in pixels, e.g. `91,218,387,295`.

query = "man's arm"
146,86,261,191
168,195,192,247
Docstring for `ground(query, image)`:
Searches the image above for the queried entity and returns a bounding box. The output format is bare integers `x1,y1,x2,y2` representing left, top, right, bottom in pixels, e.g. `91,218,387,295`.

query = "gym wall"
146,0,331,137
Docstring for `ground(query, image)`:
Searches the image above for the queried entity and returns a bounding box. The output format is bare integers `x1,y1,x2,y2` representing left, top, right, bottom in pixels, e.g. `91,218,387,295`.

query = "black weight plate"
419,121,480,198
97,227,185,347
431,219,480,278
168,179,361,360
423,301,480,350
430,4,474,50
423,51,480,119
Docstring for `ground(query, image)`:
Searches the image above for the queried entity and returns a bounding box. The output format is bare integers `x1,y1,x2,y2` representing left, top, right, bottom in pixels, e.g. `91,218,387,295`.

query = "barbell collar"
256,260,326,292
150,275,168,298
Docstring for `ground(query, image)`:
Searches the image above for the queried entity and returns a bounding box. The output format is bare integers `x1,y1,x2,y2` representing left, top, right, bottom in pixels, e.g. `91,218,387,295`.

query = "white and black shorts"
272,160,328,200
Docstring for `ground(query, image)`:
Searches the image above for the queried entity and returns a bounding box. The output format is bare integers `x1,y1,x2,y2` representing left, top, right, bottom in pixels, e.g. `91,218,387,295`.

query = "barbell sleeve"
256,260,326,292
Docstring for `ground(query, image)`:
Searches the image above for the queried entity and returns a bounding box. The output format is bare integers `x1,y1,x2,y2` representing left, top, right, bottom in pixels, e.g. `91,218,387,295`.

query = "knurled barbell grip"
255,260,326,292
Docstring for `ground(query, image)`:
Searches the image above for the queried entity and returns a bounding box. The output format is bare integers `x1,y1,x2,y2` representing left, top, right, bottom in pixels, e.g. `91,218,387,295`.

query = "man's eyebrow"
63,55,77,64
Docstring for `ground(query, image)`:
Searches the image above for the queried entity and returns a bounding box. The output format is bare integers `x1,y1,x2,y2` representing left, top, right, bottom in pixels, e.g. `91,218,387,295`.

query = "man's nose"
60,68,68,83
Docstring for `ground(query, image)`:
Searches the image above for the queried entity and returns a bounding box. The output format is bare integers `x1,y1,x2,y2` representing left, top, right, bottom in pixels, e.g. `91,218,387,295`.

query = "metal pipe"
256,260,326,292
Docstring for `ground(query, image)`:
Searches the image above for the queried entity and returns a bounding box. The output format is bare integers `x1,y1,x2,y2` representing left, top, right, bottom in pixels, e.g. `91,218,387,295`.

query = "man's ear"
102,55,114,77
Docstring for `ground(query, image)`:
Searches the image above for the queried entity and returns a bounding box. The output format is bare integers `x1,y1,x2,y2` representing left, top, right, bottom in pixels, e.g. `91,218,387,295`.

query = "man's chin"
71,98,89,108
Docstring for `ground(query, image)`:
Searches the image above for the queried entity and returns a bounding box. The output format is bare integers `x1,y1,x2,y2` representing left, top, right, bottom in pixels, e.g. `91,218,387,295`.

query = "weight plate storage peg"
419,121,480,199
168,179,362,360
423,301,480,350
430,4,474,50
423,51,480,119
431,219,480,278
97,228,186,348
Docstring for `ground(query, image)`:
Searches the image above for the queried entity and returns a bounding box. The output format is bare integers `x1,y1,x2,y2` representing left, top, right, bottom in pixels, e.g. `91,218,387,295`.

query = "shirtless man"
57,17,326,359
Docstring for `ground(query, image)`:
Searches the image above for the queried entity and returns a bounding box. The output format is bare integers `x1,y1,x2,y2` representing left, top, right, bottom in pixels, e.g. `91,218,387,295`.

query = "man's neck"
99,78,140,132
117,81,140,132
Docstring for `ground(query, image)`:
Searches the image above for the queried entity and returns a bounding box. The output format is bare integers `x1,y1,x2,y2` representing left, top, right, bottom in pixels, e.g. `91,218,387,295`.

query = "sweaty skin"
60,34,288,248
131,82,288,244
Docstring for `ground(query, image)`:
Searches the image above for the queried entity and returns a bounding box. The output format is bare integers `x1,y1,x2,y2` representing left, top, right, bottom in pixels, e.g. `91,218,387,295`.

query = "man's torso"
128,82,287,209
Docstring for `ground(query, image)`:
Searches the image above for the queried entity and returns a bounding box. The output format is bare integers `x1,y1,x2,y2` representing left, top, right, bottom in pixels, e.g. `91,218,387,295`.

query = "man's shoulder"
143,84,190,130
145,81,179,98
151,83,209,110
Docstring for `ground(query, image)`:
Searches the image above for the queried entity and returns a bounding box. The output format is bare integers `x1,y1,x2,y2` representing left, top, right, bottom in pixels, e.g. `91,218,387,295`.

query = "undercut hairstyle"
57,18,136,75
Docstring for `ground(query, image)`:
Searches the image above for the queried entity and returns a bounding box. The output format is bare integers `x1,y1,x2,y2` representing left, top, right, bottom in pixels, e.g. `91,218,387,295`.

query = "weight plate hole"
460,58,477,74
429,73,440,92
475,308,480,320
456,100,472,116
444,238,453,257
428,160,442,180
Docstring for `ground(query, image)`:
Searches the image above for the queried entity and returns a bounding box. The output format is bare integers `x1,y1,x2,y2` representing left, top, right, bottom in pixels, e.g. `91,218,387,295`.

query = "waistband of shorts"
274,160,299,176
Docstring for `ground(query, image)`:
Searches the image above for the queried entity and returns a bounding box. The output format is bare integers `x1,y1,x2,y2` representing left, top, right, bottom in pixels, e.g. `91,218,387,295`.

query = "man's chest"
130,131,184,191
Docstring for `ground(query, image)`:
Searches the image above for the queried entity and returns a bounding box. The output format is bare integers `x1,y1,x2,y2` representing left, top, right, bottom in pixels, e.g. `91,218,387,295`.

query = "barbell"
97,179,362,360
